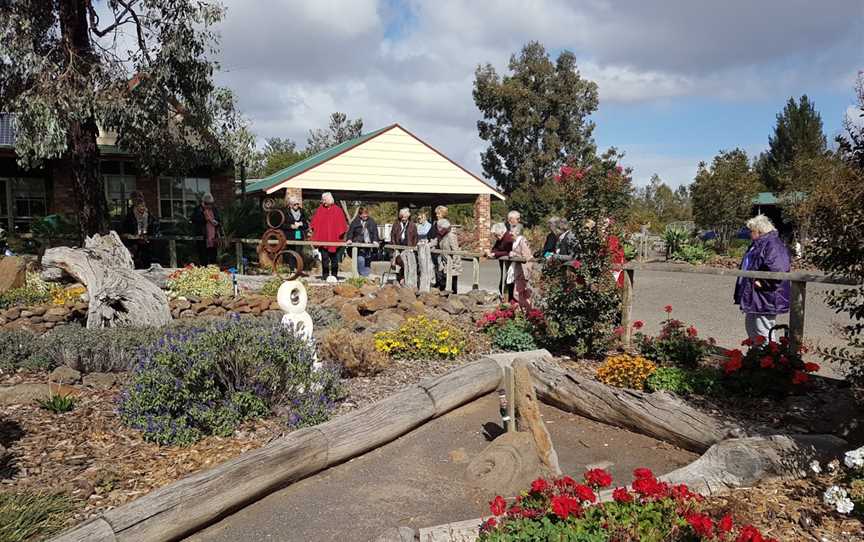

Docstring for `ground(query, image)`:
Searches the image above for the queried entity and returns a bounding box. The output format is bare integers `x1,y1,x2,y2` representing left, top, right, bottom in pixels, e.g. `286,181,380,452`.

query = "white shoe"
326,275,338,283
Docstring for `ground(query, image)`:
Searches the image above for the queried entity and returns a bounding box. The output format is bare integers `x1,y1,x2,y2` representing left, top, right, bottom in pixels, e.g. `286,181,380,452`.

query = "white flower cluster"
844,446,864,470
823,485,855,514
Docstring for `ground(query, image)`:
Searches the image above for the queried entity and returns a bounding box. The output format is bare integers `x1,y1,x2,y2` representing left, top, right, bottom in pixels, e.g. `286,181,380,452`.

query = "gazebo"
244,124,505,251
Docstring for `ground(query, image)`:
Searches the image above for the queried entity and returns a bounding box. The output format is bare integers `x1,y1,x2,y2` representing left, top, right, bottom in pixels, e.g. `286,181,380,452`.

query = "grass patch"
0,491,76,542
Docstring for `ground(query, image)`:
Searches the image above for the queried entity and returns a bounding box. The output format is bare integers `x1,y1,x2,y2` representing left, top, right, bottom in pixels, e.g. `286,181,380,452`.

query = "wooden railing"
619,261,860,351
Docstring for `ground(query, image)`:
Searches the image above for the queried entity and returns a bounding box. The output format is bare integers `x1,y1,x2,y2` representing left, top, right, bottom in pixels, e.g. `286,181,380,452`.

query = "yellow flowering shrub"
166,265,233,299
374,316,468,360
52,285,86,306
596,353,657,391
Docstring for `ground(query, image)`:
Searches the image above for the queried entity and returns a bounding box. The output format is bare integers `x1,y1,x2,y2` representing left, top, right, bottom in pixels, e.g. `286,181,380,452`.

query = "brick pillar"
474,193,491,253
284,187,303,205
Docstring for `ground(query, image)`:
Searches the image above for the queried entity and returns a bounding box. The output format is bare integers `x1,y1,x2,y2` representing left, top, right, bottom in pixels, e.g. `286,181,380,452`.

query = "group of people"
301,193,461,291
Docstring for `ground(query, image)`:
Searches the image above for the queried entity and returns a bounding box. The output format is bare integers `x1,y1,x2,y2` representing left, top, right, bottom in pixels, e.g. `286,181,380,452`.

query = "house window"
159,177,210,219
102,160,137,218
11,177,46,232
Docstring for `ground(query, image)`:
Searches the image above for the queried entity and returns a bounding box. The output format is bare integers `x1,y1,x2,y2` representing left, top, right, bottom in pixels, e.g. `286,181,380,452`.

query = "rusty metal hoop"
260,228,287,255
262,197,276,211
266,209,286,230
272,249,304,281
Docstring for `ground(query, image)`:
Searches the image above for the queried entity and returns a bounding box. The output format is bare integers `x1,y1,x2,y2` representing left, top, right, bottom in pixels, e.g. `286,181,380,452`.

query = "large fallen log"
51,357,504,542
529,361,740,453
41,232,171,328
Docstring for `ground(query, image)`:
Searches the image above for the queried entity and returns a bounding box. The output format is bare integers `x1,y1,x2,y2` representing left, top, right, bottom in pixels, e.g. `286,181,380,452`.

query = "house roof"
752,191,806,206
246,123,505,201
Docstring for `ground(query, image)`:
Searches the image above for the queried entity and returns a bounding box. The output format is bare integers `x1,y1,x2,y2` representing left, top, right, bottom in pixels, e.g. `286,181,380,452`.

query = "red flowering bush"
477,303,546,352
723,336,818,397
634,307,716,368
478,468,778,541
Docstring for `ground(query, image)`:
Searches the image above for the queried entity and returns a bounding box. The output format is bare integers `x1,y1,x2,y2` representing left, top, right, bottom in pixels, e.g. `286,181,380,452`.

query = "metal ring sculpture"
272,250,304,281
262,197,276,211
266,208,285,230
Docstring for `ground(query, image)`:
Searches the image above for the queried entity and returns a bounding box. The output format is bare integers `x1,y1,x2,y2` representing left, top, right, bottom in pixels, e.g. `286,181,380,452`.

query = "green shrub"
722,336,819,398
374,316,468,360
0,491,76,542
670,244,713,264
623,242,637,261
490,318,538,352
166,265,233,299
663,226,689,258
37,393,76,413
634,308,715,368
0,329,42,373
33,324,166,373
259,276,282,298
644,367,721,395
308,306,340,328
118,318,343,445
344,276,369,288
0,271,60,309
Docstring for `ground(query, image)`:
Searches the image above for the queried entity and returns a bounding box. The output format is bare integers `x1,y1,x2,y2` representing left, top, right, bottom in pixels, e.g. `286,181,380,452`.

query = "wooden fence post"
621,269,635,349
351,246,359,278
504,365,516,434
789,280,806,351
169,239,178,268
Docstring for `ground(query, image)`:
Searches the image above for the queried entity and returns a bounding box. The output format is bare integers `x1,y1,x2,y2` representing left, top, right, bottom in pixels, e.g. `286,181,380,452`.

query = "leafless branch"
115,0,151,64
89,0,137,38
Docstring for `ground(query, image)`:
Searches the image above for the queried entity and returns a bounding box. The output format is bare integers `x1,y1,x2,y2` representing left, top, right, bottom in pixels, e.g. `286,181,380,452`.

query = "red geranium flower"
530,478,549,493
804,362,820,372
754,335,766,345
735,525,765,542
686,512,714,537
724,349,743,374
779,336,789,346
741,337,753,346
663,305,673,313
612,487,633,503
633,467,654,479
718,514,734,533
632,320,644,329
769,342,779,353
779,355,789,365
760,355,775,369
479,517,497,532
687,326,698,337
550,495,581,520
574,484,597,503
792,371,810,385
489,496,506,516
613,326,625,336
584,468,613,488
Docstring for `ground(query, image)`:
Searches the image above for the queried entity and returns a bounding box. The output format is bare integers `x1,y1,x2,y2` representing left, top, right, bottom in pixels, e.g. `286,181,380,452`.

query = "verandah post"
789,280,806,352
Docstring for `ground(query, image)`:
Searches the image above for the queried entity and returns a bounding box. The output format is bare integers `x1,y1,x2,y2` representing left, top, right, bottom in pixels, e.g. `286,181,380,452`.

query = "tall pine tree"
757,95,827,191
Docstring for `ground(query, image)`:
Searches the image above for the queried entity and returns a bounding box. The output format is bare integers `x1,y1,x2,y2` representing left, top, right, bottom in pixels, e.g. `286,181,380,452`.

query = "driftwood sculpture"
41,231,171,328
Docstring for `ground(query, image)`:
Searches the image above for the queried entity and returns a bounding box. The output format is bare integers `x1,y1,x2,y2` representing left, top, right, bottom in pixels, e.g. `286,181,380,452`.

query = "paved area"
187,394,696,542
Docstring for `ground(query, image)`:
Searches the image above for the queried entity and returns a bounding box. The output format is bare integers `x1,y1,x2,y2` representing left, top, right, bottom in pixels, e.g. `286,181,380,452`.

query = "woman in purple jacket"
733,214,791,341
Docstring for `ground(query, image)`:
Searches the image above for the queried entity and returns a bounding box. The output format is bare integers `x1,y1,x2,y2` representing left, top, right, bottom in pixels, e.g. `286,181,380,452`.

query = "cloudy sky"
213,0,863,187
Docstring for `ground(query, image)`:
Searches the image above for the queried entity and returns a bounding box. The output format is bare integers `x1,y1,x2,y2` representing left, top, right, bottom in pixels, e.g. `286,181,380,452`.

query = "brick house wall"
474,193,491,252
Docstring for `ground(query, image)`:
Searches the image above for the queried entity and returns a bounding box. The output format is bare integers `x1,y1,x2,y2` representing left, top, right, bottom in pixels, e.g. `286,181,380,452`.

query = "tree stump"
41,231,171,328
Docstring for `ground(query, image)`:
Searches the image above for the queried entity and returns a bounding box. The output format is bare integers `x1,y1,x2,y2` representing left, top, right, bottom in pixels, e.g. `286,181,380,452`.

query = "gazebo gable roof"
248,124,504,200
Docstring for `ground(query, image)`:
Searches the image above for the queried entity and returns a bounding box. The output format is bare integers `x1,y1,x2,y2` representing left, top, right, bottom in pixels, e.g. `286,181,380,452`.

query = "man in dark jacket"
733,214,791,341
346,207,380,276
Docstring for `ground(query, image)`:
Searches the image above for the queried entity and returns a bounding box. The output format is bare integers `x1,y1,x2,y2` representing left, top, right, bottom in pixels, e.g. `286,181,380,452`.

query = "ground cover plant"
477,303,546,352
0,271,63,309
644,366,722,396
0,491,76,542
166,264,233,298
478,468,778,541
595,353,657,391
374,315,467,360
633,306,716,368
118,317,343,445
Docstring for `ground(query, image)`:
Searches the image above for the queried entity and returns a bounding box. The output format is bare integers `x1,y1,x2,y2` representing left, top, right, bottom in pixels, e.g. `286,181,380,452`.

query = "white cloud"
209,0,861,189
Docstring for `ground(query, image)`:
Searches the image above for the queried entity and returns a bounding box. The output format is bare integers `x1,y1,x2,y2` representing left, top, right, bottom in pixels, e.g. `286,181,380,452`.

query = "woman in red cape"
310,192,348,281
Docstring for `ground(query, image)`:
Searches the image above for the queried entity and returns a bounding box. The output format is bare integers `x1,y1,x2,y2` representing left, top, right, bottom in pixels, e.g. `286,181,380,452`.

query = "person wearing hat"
191,193,223,266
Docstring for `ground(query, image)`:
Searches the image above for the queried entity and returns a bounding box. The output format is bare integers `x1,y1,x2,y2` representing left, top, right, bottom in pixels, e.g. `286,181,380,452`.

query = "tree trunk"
42,232,171,328
58,0,110,238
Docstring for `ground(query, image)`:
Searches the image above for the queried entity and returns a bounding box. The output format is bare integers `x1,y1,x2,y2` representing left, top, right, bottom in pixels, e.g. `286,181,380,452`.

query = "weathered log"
51,518,116,542
529,361,737,452
660,434,846,495
41,232,171,328
50,357,505,542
